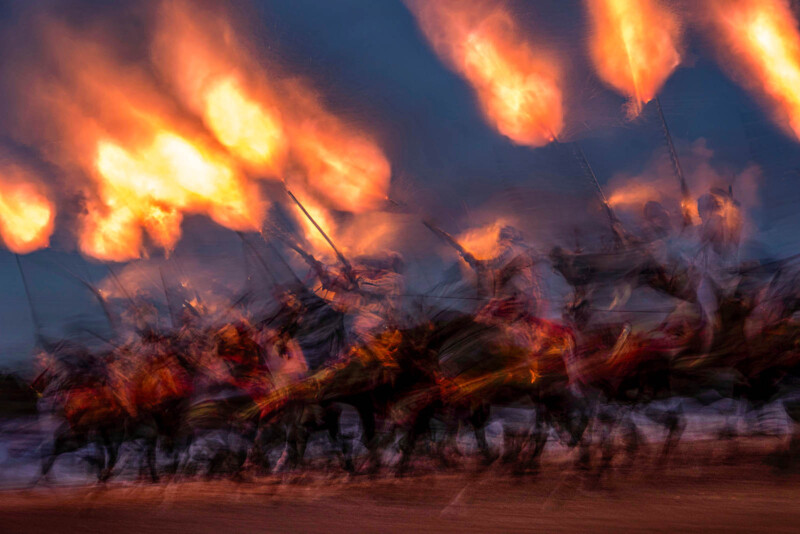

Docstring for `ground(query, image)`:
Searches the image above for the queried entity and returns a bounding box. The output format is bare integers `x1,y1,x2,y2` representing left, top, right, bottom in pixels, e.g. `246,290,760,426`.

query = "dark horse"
33,344,127,484
392,312,589,475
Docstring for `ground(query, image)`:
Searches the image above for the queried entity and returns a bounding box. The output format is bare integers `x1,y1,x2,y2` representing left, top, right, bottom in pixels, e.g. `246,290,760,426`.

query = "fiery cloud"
150,2,288,176
83,132,262,261
152,0,391,215
0,167,55,255
203,77,287,172
407,0,563,146
586,0,682,118
0,1,391,261
0,14,266,262
284,83,391,214
705,0,800,141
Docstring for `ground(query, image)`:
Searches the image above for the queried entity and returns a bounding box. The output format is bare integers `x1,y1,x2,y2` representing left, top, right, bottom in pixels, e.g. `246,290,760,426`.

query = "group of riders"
13,185,800,483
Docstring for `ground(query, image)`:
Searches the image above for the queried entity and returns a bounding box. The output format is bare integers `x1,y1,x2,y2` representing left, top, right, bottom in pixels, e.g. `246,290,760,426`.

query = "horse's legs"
143,431,159,483
134,417,160,482
548,391,593,470
98,427,121,482
642,404,685,464
469,403,495,465
397,405,433,476
525,405,550,473
38,425,82,484
620,408,642,468
354,400,378,474
287,408,311,470
250,420,278,474
597,405,619,471
323,404,353,473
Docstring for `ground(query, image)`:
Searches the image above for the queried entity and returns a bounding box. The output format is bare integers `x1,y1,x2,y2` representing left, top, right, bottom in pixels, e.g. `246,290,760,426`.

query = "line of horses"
6,292,798,486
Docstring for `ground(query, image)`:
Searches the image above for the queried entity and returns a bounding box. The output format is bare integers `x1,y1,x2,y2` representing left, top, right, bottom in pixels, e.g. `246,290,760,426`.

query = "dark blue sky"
2,0,800,367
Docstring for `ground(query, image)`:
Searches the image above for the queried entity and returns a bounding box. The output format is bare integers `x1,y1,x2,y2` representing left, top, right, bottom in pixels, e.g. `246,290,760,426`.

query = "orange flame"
407,0,563,146
608,181,701,222
2,16,268,262
0,175,55,254
586,0,682,117
151,3,288,175
456,218,510,261
286,84,391,213
153,0,390,214
5,3,390,260
292,190,339,258
203,77,286,172
81,132,262,261
607,183,662,209
706,0,800,141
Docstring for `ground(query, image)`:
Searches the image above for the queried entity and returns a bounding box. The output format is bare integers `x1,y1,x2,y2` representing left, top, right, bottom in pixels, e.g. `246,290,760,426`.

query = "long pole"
15,254,43,344
654,97,693,228
563,141,629,247
159,265,176,329
57,263,117,333
237,231,277,285
283,187,356,285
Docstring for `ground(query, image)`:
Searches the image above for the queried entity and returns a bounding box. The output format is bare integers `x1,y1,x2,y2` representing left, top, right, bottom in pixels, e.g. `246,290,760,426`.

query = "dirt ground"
2,439,799,533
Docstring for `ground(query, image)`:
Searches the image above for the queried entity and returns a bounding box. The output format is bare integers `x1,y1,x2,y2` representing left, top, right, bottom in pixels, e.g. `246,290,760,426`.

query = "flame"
586,0,682,117
456,219,510,261
706,0,800,141
0,177,55,254
340,213,403,257
287,85,391,213
4,2,390,260
608,182,700,222
608,183,663,208
407,0,563,146
82,132,261,261
153,0,390,213
203,77,286,171
291,190,339,258
80,204,144,262
151,3,287,175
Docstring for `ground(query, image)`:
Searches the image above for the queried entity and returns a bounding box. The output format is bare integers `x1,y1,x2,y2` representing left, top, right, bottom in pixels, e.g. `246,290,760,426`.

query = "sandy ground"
2,439,800,533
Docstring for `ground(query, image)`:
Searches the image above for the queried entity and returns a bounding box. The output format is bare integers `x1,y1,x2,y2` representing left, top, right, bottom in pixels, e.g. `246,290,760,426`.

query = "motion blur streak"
706,0,800,141
406,0,563,146
586,0,682,117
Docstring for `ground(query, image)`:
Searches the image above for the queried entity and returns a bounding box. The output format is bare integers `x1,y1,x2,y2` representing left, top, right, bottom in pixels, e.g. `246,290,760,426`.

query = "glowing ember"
586,0,682,117
706,0,800,141
0,178,55,254
407,0,563,146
